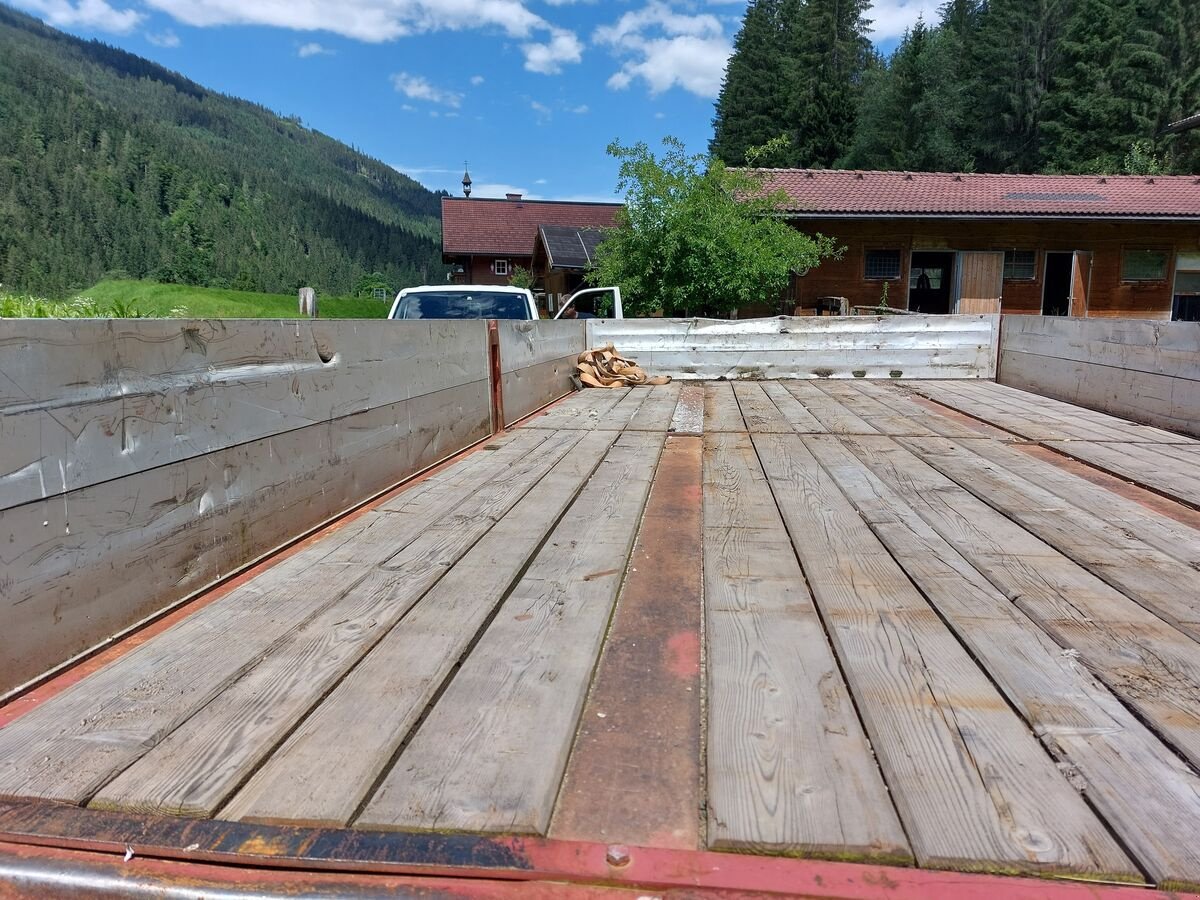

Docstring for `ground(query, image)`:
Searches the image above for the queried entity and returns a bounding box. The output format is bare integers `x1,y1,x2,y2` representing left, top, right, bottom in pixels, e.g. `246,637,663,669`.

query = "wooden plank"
522,388,629,429
701,432,908,860
0,427,552,804
223,428,620,828
753,432,1136,879
549,436,704,850
669,383,704,436
356,430,664,834
838,434,1200,775
0,379,493,698
88,429,587,818
1042,440,1200,509
957,252,1004,314
949,438,1200,569
0,319,490,510
902,380,1077,441
847,382,1009,439
730,382,795,433
781,382,877,435
807,435,1200,890
625,382,682,432
809,381,935,436
758,382,826,434
899,436,1200,641
703,382,747,433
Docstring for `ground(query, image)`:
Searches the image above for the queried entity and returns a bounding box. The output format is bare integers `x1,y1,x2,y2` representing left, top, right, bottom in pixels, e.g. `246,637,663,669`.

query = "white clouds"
471,182,539,199
470,74,485,86
595,1,731,98
569,104,589,114
146,27,180,46
521,27,583,74
131,1,582,74
297,41,333,57
869,0,942,40
391,72,463,108
15,0,142,32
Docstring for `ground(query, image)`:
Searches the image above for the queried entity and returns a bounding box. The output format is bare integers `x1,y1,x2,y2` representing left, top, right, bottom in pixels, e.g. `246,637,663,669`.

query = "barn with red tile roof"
441,195,620,301
741,169,1200,320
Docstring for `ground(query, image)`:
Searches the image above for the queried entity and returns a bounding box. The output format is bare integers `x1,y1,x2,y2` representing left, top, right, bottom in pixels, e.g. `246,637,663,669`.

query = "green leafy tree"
353,271,391,297
710,0,791,166
507,265,535,290
587,137,838,318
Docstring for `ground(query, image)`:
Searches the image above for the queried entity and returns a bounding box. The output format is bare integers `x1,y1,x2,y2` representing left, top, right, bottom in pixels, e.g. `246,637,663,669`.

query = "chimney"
506,192,523,201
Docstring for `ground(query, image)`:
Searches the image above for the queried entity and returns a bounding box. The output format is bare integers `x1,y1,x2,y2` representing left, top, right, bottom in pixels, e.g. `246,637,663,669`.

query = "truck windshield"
392,291,530,320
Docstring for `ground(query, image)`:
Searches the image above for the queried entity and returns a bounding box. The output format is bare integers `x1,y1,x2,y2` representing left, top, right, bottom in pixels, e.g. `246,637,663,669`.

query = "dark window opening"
865,249,902,280
1003,250,1037,281
909,251,955,314
1042,252,1073,316
1122,249,1168,281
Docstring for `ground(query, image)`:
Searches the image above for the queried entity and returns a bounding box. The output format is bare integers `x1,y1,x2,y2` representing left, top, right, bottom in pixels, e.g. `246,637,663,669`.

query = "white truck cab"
388,285,624,321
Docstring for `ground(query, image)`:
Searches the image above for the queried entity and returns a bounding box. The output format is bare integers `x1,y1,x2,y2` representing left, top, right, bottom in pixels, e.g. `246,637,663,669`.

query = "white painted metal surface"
588,315,1000,381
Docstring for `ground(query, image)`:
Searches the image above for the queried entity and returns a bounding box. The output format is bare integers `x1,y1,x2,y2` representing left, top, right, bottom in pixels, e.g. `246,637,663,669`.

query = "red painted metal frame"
0,799,1195,899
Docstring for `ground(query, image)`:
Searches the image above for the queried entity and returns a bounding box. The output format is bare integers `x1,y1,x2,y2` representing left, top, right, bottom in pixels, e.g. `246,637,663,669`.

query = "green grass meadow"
0,280,393,319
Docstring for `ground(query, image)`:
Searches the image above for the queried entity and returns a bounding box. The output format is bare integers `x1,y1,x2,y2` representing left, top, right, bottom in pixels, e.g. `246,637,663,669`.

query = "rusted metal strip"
488,319,506,434
0,800,1193,899
550,435,703,850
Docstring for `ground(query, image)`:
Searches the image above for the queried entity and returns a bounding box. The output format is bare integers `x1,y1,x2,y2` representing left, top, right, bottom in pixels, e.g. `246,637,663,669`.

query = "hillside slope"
0,4,446,296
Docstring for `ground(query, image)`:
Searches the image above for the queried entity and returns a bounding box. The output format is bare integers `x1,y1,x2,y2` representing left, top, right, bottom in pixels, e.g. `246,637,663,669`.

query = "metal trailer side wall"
998,315,1200,438
587,314,1000,380
0,319,493,698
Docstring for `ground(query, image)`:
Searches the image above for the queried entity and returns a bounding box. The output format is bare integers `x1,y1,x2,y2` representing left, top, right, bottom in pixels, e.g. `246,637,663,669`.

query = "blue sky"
15,0,934,201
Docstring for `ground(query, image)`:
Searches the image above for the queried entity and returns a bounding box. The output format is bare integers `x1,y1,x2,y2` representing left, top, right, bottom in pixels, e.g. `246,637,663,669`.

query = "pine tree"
1040,0,1170,172
711,0,790,165
967,0,1070,172
784,0,875,168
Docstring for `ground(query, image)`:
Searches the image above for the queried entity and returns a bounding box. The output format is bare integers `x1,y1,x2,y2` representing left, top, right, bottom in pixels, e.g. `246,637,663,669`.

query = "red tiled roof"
744,169,1200,219
442,197,622,256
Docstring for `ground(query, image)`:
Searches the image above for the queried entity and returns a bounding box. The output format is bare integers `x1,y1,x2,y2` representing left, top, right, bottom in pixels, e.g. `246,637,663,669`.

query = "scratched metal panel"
0,320,489,511
498,320,586,425
587,315,998,381
999,316,1200,437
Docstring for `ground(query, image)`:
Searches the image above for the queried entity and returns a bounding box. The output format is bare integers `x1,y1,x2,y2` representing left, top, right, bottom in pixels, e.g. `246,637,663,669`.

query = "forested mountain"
712,0,1200,175
0,5,447,297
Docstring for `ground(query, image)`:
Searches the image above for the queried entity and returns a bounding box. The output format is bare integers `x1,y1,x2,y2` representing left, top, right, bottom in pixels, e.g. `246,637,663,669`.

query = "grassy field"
77,280,392,318
1,280,392,318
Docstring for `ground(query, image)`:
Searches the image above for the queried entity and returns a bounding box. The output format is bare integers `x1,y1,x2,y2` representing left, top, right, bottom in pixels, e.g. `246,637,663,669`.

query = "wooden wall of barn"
790,218,1199,318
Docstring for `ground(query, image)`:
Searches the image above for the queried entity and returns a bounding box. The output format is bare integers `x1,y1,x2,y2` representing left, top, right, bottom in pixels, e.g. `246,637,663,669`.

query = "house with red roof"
751,169,1200,321
440,194,621,310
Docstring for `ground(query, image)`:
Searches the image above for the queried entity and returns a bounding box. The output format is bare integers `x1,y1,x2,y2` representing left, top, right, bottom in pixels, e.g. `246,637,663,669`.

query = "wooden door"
956,251,1004,314
1070,251,1092,317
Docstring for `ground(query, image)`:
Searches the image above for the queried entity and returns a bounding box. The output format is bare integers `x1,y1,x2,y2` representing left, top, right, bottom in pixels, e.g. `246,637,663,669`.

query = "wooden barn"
753,170,1200,320
440,195,620,296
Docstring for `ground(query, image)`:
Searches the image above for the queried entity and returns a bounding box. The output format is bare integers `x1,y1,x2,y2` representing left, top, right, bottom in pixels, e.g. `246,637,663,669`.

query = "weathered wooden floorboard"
758,382,826,434
0,428,553,805
729,382,795,433
899,436,1200,641
355,431,664,835
701,432,908,860
853,382,1009,439
902,381,1078,441
780,382,877,435
703,382,747,432
753,432,1136,879
807,435,1200,891
522,388,630,429
808,381,935,436
1041,440,1200,509
220,429,619,827
933,437,1200,569
839,434,1200,775
624,382,682,432
88,430,588,818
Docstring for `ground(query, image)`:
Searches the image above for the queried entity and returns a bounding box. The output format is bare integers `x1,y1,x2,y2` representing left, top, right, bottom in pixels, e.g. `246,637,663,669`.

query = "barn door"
1069,251,1093,317
956,251,1004,314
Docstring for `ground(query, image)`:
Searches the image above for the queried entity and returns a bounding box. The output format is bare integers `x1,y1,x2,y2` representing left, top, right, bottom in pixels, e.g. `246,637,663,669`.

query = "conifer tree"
711,0,789,165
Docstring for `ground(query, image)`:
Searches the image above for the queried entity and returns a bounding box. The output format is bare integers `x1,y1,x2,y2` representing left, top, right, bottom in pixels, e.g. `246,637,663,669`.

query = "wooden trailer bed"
2,379,1200,894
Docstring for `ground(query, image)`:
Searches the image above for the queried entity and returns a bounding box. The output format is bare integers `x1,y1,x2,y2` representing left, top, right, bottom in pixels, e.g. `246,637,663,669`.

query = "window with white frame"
1003,250,1037,280
493,259,509,276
